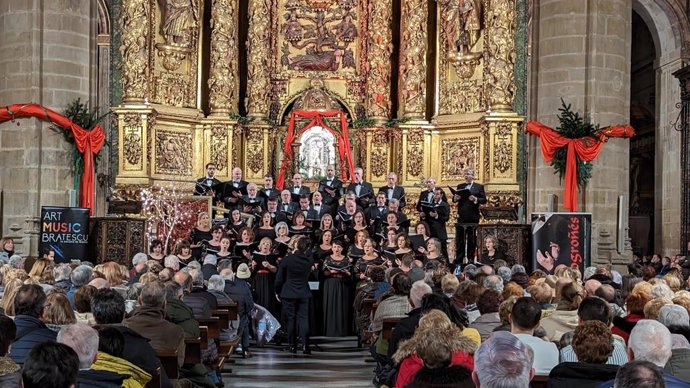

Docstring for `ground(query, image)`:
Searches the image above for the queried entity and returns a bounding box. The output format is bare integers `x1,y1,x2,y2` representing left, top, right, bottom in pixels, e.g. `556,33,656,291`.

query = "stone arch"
631,0,689,255
97,0,110,36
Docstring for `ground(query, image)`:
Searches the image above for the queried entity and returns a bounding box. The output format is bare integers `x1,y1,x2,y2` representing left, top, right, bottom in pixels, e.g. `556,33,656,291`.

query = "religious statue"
440,0,482,55
333,14,357,42
161,0,198,46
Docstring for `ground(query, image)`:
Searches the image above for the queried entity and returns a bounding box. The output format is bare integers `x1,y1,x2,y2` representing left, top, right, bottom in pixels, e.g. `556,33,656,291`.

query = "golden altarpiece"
112,0,526,229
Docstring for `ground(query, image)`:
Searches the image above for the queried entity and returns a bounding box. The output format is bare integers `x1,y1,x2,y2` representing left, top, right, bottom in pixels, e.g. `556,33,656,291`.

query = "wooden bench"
155,349,179,380
381,317,402,341
210,309,231,330
145,366,161,388
197,317,221,341
184,336,202,365
218,301,238,321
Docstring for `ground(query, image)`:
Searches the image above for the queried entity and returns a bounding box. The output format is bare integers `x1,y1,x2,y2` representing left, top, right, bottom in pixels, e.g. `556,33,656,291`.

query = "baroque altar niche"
298,126,337,179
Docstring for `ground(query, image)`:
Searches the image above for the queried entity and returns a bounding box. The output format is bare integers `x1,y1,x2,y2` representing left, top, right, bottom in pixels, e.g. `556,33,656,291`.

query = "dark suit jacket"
240,195,264,214
259,188,279,202
194,177,221,196
216,180,248,207
364,205,388,226
275,250,314,299
453,181,486,223
278,201,299,215
286,185,311,197
378,185,406,208
346,181,374,207
416,189,447,211
318,178,343,207
426,201,450,240
307,204,331,221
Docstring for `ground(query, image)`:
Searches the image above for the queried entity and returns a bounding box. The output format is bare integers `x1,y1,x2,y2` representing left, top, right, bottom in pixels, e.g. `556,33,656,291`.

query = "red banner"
0,103,106,215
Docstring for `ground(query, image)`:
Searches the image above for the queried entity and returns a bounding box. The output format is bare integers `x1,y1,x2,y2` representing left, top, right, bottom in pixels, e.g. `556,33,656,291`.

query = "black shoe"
302,346,311,355
283,346,297,354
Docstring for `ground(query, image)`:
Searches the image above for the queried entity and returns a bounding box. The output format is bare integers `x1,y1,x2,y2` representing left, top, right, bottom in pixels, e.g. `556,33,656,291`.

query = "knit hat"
236,263,251,279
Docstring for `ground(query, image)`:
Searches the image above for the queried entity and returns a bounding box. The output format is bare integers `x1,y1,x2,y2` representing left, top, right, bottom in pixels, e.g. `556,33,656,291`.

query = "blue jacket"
11,315,57,364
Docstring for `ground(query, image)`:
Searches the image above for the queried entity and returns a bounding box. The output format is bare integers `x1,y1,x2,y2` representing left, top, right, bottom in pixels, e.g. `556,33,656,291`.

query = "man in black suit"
266,197,288,224
193,162,221,196
286,173,311,198
346,167,374,208
217,167,248,209
365,192,389,227
426,188,450,257
259,174,279,204
278,190,298,218
453,168,487,263
275,236,314,354
241,183,264,216
416,177,446,212
308,191,331,221
318,165,342,208
379,172,406,208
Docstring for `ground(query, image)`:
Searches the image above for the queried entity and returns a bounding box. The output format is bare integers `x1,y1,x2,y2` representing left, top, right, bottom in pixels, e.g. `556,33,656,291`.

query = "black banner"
530,212,591,275
40,206,89,263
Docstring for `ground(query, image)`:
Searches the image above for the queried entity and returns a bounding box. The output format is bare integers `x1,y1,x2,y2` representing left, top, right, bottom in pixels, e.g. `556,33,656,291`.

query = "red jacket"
395,352,474,388
612,313,644,344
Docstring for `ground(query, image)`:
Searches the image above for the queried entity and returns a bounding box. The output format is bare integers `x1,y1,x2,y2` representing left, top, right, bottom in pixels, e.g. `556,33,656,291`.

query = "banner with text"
530,212,591,275
40,206,89,263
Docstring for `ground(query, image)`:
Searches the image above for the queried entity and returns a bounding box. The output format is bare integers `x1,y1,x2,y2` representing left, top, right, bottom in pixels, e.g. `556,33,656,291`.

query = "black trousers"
282,297,310,347
455,223,478,262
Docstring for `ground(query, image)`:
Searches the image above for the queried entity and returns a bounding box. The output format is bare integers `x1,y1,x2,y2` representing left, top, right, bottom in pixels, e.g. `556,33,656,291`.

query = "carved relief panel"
115,108,156,183
149,0,203,108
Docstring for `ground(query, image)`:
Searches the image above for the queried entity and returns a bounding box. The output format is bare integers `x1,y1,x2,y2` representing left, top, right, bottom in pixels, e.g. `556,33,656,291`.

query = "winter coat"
124,306,186,368
666,348,690,383
393,330,477,388
0,356,20,387
92,351,151,388
165,298,200,338
77,369,125,388
548,362,619,388
10,315,57,364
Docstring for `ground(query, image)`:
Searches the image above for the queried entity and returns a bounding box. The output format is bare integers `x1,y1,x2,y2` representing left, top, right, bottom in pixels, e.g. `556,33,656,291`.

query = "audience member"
541,282,584,341
612,360,665,388
11,284,57,364
93,326,152,388
67,264,93,308
510,297,558,375
472,331,534,388
21,342,79,388
57,323,125,388
0,315,20,385
387,280,433,359
469,289,502,342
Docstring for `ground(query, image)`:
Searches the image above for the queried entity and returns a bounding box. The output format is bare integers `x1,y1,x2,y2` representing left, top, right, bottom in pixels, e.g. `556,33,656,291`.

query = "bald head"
584,279,602,297
174,271,192,292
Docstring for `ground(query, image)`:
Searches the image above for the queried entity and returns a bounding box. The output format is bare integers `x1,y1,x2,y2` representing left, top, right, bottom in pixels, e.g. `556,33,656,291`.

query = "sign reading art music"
530,213,592,275
40,206,90,263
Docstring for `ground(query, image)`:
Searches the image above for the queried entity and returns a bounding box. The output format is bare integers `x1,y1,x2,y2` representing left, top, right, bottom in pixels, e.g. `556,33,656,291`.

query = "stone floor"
222,336,374,387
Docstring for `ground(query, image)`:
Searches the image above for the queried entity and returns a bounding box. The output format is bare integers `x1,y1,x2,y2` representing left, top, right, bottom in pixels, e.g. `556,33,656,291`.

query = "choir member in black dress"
480,234,506,265
227,209,246,236
346,210,368,243
148,239,165,263
354,238,385,283
290,212,311,236
313,213,336,244
313,230,334,263
202,225,224,256
274,222,291,245
275,235,314,354
255,211,277,240
252,237,279,317
422,237,447,268
381,228,399,253
216,236,233,261
189,211,213,259
322,239,351,337
233,227,255,268
174,240,194,266
348,230,368,263
394,233,414,259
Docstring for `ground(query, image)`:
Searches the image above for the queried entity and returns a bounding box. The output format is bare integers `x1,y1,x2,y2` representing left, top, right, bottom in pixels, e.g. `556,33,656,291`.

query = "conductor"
452,168,486,263
275,235,314,355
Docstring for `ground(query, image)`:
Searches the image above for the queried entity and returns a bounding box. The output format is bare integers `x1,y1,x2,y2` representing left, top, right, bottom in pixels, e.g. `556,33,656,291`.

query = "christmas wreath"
550,100,599,188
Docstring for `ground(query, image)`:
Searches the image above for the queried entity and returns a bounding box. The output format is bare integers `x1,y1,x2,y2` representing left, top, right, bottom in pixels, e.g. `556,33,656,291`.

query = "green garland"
51,99,108,176
551,99,601,189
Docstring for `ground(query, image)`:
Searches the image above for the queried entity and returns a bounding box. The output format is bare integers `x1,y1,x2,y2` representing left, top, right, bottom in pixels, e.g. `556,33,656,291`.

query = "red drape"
276,110,355,189
526,121,634,212
0,103,106,215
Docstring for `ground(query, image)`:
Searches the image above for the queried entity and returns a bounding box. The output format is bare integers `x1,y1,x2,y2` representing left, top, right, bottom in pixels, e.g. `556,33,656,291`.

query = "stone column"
119,0,150,103
398,0,427,119
208,0,239,115
485,0,517,112
365,0,393,121
0,0,93,253
530,0,632,263
246,0,271,117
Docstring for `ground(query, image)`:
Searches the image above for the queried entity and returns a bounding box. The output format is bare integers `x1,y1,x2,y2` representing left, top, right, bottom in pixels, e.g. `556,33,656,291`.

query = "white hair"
53,263,72,281
651,283,674,300
409,280,432,308
8,255,23,269
474,331,533,388
583,266,597,280
186,260,201,270
164,255,180,270
70,265,93,287
511,264,526,275
483,275,504,293
497,266,512,284
628,319,672,367
57,323,99,369
131,252,148,266
658,304,689,328
208,275,225,292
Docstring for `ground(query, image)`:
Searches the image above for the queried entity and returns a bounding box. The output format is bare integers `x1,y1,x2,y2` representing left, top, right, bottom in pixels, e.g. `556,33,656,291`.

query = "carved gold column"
208,0,239,115
119,0,150,103
244,124,272,180
484,0,517,112
365,0,392,121
114,108,156,185
398,0,427,119
246,0,271,117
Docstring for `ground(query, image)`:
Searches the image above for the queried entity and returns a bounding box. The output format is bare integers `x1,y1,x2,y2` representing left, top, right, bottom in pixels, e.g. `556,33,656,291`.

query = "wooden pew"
155,349,179,380
210,309,230,331
184,336,202,365
382,317,402,341
217,301,238,321
145,366,161,388
197,317,221,341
